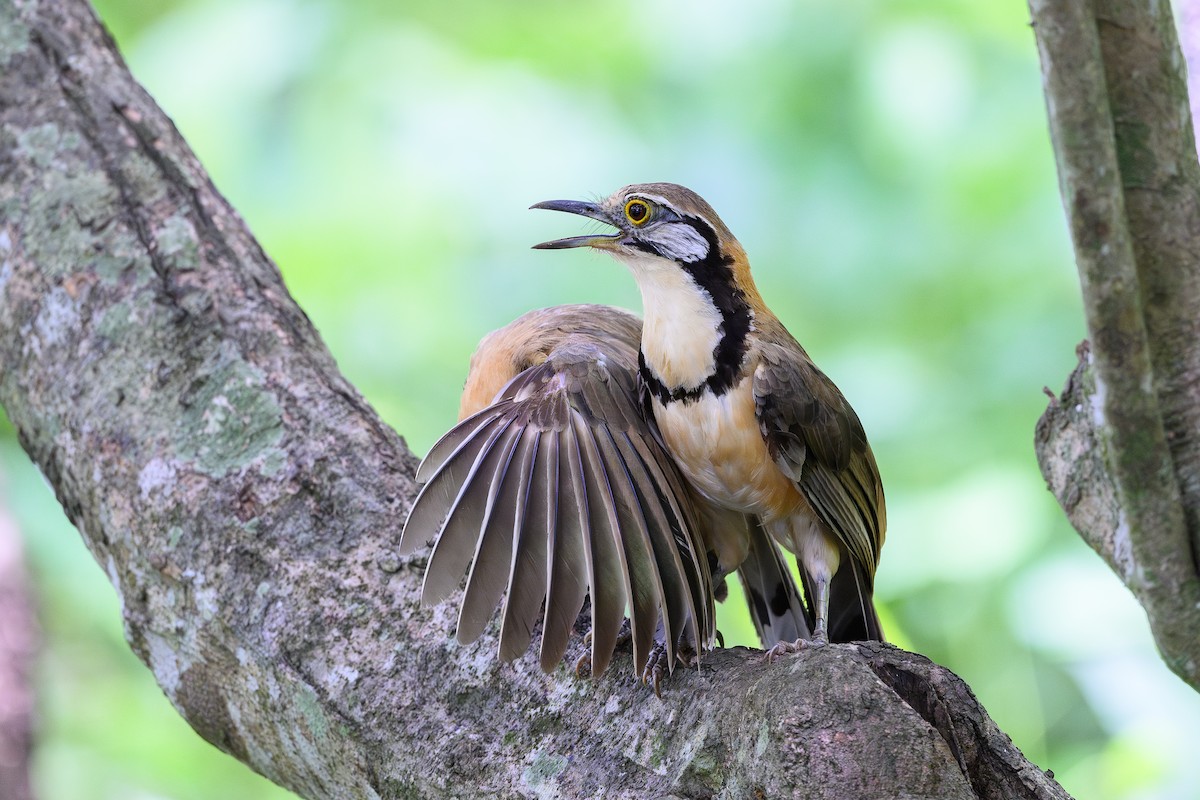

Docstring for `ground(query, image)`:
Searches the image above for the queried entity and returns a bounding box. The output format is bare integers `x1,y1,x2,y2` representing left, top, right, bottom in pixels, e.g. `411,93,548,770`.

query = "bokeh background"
2,0,1199,797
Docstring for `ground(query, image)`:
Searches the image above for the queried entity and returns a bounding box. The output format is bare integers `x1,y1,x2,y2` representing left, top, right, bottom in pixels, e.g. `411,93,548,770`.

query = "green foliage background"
2,0,1199,797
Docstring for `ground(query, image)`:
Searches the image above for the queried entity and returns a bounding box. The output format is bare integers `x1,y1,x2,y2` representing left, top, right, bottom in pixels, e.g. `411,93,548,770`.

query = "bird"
399,304,810,682
531,183,886,649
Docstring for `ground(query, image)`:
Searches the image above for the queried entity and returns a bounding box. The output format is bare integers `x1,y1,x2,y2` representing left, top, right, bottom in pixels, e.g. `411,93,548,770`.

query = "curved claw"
638,640,699,696
764,632,828,664
574,628,595,677
764,640,800,664
641,642,670,697
676,641,698,670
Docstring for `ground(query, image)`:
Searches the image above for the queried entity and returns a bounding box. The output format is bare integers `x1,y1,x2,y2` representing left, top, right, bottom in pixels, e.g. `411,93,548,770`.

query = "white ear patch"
643,222,710,263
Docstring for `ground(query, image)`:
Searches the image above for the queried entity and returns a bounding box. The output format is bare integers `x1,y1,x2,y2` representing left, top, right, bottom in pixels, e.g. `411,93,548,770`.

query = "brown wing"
400,312,715,676
753,335,886,641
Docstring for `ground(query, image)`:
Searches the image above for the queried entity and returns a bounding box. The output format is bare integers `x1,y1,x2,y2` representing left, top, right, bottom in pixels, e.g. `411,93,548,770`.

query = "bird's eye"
624,199,651,225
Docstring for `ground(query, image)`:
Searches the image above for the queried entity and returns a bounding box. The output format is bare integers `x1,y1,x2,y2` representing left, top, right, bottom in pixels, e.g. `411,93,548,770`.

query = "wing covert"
752,340,885,578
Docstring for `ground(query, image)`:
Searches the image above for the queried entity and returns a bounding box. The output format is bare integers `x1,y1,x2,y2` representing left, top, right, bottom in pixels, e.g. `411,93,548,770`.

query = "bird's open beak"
530,199,622,250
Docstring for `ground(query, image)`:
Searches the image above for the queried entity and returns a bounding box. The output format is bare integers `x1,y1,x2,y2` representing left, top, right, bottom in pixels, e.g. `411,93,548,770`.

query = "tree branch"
1029,0,1200,690
0,0,1070,796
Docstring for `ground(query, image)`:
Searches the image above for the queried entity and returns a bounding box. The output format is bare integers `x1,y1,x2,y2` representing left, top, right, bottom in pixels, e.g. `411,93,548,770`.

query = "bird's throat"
632,256,752,404
639,273,723,389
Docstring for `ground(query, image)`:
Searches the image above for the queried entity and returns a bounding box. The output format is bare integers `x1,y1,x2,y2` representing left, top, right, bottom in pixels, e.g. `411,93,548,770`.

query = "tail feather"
737,518,812,647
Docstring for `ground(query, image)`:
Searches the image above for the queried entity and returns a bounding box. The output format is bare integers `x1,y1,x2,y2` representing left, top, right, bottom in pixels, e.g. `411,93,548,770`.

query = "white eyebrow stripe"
632,193,673,207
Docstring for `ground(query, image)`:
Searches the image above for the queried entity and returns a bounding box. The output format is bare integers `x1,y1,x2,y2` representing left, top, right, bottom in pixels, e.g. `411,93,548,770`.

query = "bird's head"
531,183,747,275
533,183,762,392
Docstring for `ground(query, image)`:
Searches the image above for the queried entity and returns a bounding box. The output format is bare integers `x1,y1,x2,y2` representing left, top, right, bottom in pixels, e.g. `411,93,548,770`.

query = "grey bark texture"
1029,0,1200,690
0,0,1071,797
0,494,36,800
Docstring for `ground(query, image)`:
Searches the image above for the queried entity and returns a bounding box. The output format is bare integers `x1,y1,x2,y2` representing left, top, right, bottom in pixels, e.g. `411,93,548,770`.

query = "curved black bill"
530,199,621,250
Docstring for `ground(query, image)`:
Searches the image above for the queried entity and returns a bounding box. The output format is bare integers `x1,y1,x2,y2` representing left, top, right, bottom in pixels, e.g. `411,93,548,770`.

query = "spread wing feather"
623,433,711,651
572,414,630,678
456,426,534,643
399,410,507,556
594,424,667,676
497,432,547,662
413,406,505,485
420,417,519,605
403,313,715,675
540,427,589,671
609,432,690,667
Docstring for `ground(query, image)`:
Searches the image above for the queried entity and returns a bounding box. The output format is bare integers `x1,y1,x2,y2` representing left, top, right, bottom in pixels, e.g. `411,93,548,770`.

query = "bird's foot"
764,633,827,664
764,639,802,663
640,640,697,697
574,632,592,677
641,642,670,696
574,619,633,678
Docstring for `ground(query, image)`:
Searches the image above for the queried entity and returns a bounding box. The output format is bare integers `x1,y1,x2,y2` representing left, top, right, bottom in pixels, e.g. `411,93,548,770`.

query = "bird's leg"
763,573,830,662
809,572,830,646
764,521,835,663
798,524,837,647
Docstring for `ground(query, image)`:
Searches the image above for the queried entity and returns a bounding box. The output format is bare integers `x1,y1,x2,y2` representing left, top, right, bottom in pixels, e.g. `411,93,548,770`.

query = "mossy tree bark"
1029,0,1200,691
0,0,1072,797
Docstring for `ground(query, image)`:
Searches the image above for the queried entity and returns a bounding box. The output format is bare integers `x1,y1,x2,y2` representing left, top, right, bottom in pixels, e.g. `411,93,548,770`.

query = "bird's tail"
738,518,812,648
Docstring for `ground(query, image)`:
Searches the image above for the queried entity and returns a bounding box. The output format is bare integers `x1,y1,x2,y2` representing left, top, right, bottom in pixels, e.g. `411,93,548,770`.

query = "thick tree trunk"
1029,0,1200,691
0,0,1070,797
0,496,36,800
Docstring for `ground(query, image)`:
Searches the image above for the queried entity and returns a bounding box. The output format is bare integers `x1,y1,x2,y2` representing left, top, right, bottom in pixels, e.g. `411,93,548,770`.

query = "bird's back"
458,304,642,420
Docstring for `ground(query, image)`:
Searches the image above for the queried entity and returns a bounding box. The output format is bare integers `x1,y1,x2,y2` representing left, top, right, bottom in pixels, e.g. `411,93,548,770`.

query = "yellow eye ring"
624,198,652,226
